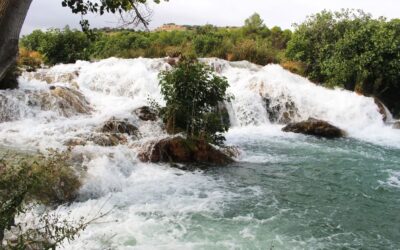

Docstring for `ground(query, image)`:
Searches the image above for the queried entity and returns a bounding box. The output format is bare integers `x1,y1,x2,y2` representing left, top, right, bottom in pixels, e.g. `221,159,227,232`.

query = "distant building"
154,23,187,32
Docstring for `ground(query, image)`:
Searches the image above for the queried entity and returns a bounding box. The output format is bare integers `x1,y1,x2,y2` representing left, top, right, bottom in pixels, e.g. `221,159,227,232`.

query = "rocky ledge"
138,136,234,165
282,118,346,138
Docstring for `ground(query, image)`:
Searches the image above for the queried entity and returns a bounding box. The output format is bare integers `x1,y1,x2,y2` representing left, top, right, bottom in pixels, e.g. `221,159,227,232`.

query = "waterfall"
0,57,398,150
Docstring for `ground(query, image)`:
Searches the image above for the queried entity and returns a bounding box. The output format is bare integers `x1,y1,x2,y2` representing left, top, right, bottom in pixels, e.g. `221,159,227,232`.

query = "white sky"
22,0,400,35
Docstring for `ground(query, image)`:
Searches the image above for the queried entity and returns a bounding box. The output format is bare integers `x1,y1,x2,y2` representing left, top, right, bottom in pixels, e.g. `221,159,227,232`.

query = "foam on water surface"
1,58,399,249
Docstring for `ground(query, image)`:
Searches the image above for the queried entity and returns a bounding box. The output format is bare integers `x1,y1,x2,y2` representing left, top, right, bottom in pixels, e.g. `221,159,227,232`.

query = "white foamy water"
1,57,400,249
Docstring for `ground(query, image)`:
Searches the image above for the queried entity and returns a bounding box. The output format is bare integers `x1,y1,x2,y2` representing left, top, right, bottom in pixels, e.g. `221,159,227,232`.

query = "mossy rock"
282,118,346,138
138,136,234,165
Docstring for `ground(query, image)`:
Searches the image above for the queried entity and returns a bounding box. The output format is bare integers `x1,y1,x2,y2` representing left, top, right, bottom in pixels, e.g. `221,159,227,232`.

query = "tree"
0,0,166,88
158,58,231,145
286,9,400,117
21,26,91,65
243,13,266,34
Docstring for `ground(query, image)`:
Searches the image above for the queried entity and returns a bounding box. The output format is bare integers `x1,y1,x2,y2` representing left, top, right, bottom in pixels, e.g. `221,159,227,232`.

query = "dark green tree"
158,58,230,145
286,9,400,116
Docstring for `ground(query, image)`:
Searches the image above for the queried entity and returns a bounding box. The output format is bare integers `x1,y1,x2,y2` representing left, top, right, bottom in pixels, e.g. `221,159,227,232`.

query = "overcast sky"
22,0,400,35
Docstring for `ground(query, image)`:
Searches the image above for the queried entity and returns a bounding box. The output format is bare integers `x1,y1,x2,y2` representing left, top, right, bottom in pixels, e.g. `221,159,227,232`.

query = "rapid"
0,58,399,249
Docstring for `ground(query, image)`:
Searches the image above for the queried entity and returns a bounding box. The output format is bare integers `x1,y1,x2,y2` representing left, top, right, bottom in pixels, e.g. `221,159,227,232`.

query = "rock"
282,118,346,138
220,146,241,159
264,94,299,124
138,137,234,165
50,86,91,114
134,106,158,121
90,133,128,147
24,69,79,85
99,118,139,136
393,121,400,129
64,133,129,148
374,98,388,122
64,138,87,147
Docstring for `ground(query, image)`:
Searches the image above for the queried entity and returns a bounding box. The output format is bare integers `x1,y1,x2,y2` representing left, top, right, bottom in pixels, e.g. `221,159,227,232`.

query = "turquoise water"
192,134,400,249
67,131,399,249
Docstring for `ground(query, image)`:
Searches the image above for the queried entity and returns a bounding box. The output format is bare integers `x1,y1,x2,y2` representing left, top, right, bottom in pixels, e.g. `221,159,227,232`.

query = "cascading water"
1,58,399,249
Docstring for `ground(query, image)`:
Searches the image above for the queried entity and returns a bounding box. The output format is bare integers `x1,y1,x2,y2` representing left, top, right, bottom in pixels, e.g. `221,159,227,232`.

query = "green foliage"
286,9,400,116
20,27,91,65
243,13,266,35
61,0,167,31
158,59,230,145
20,12,293,66
0,151,82,248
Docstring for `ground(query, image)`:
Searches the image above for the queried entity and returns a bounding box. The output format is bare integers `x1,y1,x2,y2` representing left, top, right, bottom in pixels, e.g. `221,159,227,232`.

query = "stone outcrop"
0,86,92,122
138,136,234,165
64,118,139,147
264,94,300,124
24,69,79,85
46,86,92,116
99,117,139,136
282,118,346,138
134,106,157,121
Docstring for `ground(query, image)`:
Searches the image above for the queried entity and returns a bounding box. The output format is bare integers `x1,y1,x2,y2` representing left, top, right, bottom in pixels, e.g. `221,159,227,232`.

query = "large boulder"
99,118,139,136
64,133,128,148
138,137,234,165
263,94,300,124
134,106,158,121
0,87,92,122
47,86,92,116
282,118,346,138
64,118,139,148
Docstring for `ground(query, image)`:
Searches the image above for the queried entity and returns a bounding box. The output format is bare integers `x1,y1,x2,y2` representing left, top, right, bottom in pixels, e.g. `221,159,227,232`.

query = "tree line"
19,10,400,117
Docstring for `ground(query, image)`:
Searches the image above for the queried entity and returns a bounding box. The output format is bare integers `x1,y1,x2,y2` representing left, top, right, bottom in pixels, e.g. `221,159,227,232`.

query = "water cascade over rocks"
1,58,400,249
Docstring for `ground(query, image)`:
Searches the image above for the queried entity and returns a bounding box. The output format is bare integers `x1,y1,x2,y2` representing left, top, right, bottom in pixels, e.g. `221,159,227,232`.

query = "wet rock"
65,133,129,148
24,69,79,84
138,136,234,165
393,121,400,129
134,106,158,121
99,118,139,136
90,133,128,147
220,146,241,159
64,138,87,147
374,98,388,122
50,86,91,114
282,118,346,138
1,87,91,122
264,94,299,124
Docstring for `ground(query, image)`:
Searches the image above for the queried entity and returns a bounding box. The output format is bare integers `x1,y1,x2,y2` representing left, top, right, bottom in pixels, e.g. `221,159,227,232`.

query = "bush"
18,47,44,71
20,27,91,65
158,58,230,145
286,10,400,116
0,151,82,248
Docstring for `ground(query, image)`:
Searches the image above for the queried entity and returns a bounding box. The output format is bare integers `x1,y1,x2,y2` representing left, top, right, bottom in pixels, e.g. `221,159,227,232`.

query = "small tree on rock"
158,58,231,145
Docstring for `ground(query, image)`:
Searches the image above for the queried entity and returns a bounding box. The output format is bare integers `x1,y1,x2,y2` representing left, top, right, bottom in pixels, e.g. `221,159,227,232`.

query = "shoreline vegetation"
18,10,400,118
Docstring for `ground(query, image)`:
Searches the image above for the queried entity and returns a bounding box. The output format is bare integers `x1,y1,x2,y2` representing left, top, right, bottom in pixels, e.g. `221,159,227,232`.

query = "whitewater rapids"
0,58,399,249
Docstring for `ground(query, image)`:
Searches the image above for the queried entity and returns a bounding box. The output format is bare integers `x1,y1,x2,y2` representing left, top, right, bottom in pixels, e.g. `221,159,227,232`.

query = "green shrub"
158,58,231,145
20,26,91,65
286,10,400,116
0,151,82,247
